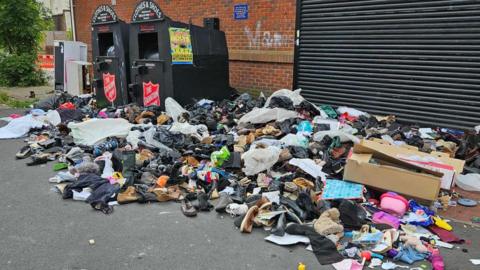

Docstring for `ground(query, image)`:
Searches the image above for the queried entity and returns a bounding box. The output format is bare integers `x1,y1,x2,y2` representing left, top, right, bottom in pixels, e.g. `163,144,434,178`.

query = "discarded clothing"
428,225,464,243
0,114,47,139
63,173,104,199
285,224,343,265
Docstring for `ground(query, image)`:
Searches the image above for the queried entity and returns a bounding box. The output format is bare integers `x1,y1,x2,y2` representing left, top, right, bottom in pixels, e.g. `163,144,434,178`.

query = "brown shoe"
278,148,293,162
254,202,275,227
201,136,214,144
157,114,171,125
136,149,155,166
240,205,259,233
255,196,270,208
184,156,200,167
151,185,183,202
246,133,256,144
117,186,139,204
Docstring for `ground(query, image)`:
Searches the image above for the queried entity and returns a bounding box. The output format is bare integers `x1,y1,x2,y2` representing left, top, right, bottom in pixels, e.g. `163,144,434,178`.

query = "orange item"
156,175,170,188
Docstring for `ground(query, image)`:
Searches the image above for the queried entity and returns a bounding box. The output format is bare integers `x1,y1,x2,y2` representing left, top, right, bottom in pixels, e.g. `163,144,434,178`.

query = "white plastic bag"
169,122,209,140
165,97,188,121
264,89,305,107
250,138,284,149
337,106,369,118
279,134,309,148
289,158,327,180
68,118,132,146
313,130,361,144
95,152,114,178
312,117,340,131
143,127,172,152
242,145,281,175
0,114,46,139
126,130,142,149
238,107,298,125
456,174,480,192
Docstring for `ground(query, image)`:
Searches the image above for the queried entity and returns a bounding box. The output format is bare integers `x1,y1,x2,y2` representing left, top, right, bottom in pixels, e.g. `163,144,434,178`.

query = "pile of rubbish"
1,89,479,269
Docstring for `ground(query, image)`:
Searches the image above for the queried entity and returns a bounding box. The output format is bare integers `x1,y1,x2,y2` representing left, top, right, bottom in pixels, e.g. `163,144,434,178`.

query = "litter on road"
2,88,480,269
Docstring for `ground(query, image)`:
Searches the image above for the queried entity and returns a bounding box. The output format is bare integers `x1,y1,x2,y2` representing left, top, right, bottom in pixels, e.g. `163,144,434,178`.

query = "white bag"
242,145,281,176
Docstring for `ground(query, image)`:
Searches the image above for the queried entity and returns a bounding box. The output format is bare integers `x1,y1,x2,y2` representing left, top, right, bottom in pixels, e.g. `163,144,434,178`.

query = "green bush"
0,53,46,87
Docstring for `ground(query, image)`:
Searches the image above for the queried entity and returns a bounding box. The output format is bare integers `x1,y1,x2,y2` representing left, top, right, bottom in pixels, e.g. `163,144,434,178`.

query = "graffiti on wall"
244,21,293,49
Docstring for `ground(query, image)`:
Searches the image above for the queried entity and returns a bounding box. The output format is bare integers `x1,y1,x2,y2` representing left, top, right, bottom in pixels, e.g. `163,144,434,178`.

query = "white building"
37,0,75,53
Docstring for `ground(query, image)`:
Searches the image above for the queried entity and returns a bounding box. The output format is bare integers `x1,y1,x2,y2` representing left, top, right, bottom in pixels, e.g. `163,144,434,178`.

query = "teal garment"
320,105,338,119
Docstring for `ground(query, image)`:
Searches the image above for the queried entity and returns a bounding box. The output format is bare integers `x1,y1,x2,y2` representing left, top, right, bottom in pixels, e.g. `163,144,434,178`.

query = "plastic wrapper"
169,122,209,141
238,107,298,125
67,118,133,146
264,89,305,107
280,134,309,148
242,145,281,176
456,174,480,192
165,97,188,121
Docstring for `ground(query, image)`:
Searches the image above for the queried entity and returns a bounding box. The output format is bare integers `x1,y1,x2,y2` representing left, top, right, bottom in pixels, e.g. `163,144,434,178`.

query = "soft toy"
400,235,429,253
314,208,344,236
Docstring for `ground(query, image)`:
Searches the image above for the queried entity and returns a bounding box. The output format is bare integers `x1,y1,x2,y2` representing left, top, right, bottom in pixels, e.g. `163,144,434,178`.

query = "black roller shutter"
294,0,480,129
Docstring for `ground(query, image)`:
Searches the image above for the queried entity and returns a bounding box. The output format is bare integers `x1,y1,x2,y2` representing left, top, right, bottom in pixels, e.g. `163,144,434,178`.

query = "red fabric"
339,112,358,122
428,225,464,243
59,102,75,110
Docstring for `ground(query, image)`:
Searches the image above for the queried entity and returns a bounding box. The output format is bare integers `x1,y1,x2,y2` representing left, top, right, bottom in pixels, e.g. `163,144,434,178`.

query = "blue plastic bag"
407,200,434,227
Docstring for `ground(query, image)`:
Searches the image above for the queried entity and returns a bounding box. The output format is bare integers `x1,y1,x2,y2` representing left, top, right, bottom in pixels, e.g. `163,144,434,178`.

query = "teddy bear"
314,208,344,236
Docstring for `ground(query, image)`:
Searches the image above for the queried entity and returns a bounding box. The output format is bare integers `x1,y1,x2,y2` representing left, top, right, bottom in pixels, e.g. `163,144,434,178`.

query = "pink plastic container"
380,192,409,217
372,211,401,229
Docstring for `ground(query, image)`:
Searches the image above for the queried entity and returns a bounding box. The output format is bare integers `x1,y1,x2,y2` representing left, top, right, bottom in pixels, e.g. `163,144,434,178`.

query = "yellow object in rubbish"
298,262,306,270
432,216,453,231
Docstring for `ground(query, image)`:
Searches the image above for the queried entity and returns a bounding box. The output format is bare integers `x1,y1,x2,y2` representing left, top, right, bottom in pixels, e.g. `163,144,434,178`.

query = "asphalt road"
0,109,479,270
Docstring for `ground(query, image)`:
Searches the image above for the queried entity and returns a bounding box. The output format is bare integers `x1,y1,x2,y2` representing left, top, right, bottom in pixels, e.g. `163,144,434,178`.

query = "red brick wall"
73,0,296,94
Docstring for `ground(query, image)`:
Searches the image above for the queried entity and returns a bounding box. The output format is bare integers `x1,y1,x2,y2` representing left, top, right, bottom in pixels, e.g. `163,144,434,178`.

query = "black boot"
231,185,246,204
271,212,286,236
120,150,136,186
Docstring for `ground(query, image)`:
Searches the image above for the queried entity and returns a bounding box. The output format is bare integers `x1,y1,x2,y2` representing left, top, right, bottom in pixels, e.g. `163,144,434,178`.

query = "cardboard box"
344,139,465,202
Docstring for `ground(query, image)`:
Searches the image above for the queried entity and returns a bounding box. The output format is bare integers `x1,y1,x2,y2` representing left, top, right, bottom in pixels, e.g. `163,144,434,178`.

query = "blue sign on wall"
234,4,249,20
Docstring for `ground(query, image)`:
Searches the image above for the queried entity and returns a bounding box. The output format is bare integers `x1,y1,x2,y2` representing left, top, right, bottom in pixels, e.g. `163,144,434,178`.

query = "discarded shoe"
194,191,213,211
271,212,286,236
215,193,233,212
117,186,139,204
26,154,50,166
16,145,32,159
181,199,197,217
226,203,248,217
240,205,259,233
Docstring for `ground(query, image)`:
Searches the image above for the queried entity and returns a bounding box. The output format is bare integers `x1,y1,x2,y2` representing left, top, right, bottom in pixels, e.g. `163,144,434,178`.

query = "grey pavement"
0,109,479,270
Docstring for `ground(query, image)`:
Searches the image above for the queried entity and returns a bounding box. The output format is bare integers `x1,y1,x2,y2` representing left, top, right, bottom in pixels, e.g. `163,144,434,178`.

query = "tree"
0,0,52,86
0,0,51,54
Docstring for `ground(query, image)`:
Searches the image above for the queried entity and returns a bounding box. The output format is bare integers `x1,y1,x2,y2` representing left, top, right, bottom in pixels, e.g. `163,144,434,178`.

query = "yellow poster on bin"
169,27,193,65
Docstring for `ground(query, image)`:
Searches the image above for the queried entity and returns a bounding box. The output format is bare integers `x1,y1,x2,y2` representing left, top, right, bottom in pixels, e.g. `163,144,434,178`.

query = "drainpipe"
69,0,77,41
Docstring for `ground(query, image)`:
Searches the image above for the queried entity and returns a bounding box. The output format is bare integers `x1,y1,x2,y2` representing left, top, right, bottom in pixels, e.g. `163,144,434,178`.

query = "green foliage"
66,30,74,41
0,0,52,54
0,92,37,108
0,0,52,86
0,53,46,87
